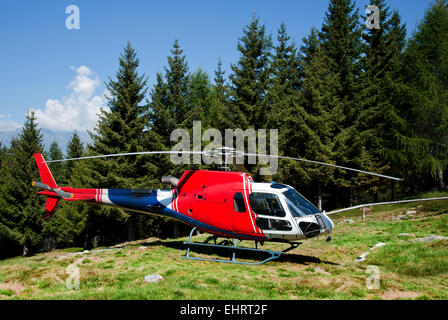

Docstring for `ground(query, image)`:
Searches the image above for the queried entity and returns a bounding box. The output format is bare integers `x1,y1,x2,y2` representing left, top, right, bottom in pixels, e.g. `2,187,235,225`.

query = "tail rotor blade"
32,181,51,190
54,189,74,199
32,181,73,199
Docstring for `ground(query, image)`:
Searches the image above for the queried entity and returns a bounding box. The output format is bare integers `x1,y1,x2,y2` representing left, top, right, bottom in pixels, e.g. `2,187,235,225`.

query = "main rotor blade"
43,151,205,163
243,152,403,181
44,149,403,181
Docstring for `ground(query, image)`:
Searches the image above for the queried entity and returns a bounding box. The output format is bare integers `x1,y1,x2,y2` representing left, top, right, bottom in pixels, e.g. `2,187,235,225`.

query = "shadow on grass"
135,239,339,266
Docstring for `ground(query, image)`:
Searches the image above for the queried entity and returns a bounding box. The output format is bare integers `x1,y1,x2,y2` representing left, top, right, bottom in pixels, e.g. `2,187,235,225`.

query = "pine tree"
165,39,191,128
267,23,307,186
300,28,321,69
300,44,342,209
90,41,148,189
214,59,226,93
276,27,341,209
402,0,448,190
0,141,5,165
183,69,213,128
319,0,366,206
267,23,302,131
66,131,84,176
320,0,362,125
210,59,233,132
48,141,66,185
40,131,88,250
0,111,44,255
146,73,171,147
229,13,272,129
86,42,150,247
357,1,412,200
145,40,193,238
145,40,192,179
0,141,22,257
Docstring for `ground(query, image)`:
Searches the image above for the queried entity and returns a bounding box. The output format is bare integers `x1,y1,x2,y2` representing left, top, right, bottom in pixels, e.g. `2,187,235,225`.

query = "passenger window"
249,193,285,217
255,218,292,231
233,192,246,212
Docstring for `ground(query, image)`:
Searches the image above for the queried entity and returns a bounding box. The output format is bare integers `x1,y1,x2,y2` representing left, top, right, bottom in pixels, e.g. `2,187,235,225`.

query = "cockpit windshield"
282,189,320,217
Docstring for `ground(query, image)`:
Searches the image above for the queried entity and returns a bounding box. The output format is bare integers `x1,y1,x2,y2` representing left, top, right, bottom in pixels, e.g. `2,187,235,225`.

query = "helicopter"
32,148,404,265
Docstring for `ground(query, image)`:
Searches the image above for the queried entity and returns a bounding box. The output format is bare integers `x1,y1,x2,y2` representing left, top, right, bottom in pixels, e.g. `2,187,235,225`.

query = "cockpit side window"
249,193,285,217
285,198,305,218
283,189,320,216
233,192,246,212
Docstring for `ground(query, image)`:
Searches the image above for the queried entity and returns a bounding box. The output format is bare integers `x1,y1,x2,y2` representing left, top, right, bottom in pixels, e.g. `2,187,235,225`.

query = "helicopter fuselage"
58,170,334,242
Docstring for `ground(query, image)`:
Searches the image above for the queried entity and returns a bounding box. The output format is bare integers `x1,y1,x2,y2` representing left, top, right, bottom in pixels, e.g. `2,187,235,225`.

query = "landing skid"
182,227,301,265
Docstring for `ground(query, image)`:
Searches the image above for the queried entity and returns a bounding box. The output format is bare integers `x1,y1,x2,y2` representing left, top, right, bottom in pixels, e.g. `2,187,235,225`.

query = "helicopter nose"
322,214,334,231
316,212,334,233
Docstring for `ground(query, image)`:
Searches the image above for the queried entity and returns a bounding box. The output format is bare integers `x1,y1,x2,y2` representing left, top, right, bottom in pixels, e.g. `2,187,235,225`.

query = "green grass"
0,289,14,296
1,193,447,300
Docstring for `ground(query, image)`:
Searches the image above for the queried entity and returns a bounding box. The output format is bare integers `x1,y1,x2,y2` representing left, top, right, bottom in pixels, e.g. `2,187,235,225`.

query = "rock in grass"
138,246,147,250
355,242,386,262
410,235,448,243
144,275,163,283
399,233,416,237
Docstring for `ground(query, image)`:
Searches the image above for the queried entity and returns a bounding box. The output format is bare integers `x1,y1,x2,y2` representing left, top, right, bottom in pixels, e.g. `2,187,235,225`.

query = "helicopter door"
229,191,255,234
248,193,294,234
191,185,234,232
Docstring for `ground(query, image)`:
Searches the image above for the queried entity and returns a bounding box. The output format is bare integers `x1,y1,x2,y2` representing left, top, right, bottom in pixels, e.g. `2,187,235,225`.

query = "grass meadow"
1,192,447,300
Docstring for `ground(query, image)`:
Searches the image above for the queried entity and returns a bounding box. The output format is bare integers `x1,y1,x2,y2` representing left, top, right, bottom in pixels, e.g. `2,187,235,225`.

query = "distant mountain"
0,130,19,147
0,129,92,153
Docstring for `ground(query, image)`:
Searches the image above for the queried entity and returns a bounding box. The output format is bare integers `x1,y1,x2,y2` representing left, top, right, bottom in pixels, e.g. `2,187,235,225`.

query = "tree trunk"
391,181,396,201
317,182,323,211
349,188,353,208
22,245,28,257
173,222,180,238
127,217,135,241
437,168,445,190
84,225,92,250
409,176,416,195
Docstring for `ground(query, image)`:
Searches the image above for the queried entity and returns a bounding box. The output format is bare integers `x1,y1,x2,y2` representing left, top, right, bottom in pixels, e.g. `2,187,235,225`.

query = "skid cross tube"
182,227,300,265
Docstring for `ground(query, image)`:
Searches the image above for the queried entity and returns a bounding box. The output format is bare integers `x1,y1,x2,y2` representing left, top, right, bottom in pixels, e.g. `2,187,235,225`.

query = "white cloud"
33,66,107,132
0,114,20,131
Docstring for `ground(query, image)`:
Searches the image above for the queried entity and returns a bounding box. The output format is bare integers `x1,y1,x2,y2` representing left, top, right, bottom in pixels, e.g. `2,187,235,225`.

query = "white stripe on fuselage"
158,190,175,210
243,174,257,234
100,189,113,205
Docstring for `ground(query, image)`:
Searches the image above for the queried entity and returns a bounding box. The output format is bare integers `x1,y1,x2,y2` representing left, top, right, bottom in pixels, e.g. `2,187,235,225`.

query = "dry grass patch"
380,290,422,300
0,281,26,296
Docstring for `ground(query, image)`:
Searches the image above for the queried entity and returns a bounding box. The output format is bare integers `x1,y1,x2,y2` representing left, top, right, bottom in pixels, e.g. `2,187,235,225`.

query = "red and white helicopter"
32,148,404,265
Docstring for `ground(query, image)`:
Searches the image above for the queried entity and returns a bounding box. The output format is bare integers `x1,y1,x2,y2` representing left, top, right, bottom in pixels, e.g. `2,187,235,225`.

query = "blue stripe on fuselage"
108,189,160,213
107,189,265,241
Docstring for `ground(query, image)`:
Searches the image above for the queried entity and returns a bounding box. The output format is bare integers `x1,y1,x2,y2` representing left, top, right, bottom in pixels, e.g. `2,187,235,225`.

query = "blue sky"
0,0,435,132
